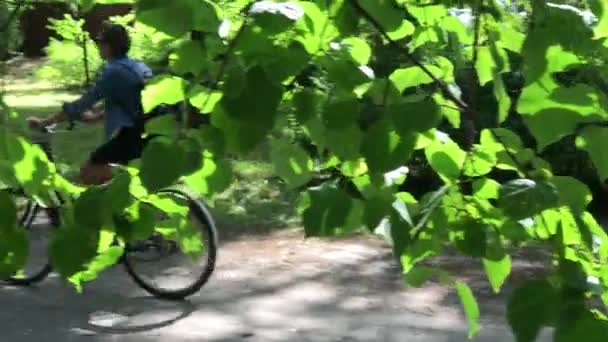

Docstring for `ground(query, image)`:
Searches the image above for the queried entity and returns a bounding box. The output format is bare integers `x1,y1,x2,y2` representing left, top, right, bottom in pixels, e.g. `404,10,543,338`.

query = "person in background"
28,22,152,185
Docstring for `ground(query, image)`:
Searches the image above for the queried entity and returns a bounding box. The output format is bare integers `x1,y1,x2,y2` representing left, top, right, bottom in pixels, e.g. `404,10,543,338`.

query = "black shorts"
89,126,144,165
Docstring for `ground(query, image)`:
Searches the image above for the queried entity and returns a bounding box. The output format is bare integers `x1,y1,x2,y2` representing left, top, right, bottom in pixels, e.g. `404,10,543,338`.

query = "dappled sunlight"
0,229,553,341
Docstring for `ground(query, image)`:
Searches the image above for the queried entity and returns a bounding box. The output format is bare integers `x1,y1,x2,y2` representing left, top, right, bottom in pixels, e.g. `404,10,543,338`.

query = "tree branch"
348,0,469,112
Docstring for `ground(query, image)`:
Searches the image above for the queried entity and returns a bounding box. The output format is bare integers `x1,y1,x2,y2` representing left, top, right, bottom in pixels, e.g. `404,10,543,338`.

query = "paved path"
1,230,553,341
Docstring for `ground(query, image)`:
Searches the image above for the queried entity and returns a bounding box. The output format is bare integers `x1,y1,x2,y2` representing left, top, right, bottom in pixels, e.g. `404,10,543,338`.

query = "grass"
3,58,301,233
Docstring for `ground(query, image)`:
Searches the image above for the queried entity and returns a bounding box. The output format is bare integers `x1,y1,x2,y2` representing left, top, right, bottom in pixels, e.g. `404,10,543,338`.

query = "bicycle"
2,124,218,300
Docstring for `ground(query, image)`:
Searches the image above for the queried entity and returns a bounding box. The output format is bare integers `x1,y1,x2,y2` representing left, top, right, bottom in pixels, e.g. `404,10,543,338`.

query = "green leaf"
183,157,232,196
456,281,480,339
480,128,532,171
389,65,444,93
410,26,441,51
475,45,510,86
114,201,155,242
363,192,393,229
483,255,511,293
434,94,460,128
211,107,272,154
178,137,204,175
365,79,401,106
325,124,364,161
341,37,371,65
496,27,525,53
169,40,206,76
144,192,189,217
498,179,559,220
0,132,55,199
555,309,608,342
493,75,511,124
73,246,124,284
0,191,17,227
388,98,442,133
145,115,179,138
321,56,371,91
221,66,283,123
270,139,314,188
189,85,223,114
473,178,500,200
551,176,592,213
50,225,99,279
463,145,497,177
197,126,226,156
425,140,466,182
507,280,559,342
74,187,108,229
176,217,205,260
400,236,441,273
406,4,447,26
576,126,608,181
261,42,310,84
137,0,220,37
301,184,363,237
453,220,488,258
357,0,415,40
293,88,323,124
142,76,186,113
193,0,222,32
139,137,187,192
518,45,607,150
590,0,608,39
323,96,362,129
0,226,28,276
360,120,417,174
404,266,451,287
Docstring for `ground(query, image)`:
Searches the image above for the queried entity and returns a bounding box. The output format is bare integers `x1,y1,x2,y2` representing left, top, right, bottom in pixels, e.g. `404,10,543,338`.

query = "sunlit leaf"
425,140,466,182
169,40,206,76
50,225,99,279
270,139,314,188
483,255,511,293
456,281,480,339
357,0,415,40
137,0,221,37
576,126,608,181
498,179,559,220
142,76,186,114
300,184,363,237
551,176,592,213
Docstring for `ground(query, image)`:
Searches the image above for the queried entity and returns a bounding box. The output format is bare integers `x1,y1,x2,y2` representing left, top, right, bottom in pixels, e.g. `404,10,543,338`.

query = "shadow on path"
0,231,553,342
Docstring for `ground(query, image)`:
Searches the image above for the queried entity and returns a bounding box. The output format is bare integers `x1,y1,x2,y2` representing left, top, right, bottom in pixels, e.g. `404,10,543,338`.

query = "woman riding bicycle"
27,22,152,185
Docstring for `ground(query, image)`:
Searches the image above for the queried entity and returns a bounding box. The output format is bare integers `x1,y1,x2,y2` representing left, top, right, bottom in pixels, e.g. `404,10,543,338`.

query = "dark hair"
98,22,130,56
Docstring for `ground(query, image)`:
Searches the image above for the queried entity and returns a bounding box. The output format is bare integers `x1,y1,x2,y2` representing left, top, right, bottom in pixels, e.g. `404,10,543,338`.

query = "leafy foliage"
36,14,102,87
2,0,608,339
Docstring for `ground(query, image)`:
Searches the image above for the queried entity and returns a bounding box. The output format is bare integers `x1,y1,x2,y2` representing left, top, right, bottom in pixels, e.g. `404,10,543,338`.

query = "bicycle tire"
123,189,218,300
5,203,60,286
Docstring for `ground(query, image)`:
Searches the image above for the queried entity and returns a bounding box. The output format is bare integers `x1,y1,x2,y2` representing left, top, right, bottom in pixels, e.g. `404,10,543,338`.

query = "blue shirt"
62,56,153,140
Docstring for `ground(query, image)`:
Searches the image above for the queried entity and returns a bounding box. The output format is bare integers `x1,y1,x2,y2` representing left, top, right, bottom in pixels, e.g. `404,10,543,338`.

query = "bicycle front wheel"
5,194,59,286
123,189,218,300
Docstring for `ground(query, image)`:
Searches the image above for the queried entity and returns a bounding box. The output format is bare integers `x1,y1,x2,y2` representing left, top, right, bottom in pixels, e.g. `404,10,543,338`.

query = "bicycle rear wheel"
4,193,59,285
123,189,218,300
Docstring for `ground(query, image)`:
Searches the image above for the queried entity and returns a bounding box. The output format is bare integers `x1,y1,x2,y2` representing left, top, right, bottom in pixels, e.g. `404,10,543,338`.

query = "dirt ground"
0,227,554,342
